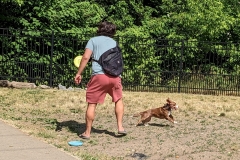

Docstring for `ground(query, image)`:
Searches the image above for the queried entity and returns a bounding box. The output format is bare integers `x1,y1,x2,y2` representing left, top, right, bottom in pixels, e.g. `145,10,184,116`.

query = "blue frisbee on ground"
68,140,83,146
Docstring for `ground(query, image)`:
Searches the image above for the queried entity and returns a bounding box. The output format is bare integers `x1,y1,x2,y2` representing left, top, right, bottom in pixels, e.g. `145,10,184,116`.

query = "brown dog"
133,98,179,126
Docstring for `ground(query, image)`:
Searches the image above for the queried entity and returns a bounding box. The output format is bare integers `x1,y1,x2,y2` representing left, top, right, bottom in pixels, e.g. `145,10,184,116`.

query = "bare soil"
59,108,240,160
0,88,240,160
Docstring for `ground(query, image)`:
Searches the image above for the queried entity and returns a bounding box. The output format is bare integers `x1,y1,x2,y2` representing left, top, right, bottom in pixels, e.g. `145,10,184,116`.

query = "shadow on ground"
55,120,126,138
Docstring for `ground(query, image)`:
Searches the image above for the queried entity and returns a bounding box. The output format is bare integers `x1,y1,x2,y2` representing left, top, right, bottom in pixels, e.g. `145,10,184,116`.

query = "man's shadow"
55,120,126,138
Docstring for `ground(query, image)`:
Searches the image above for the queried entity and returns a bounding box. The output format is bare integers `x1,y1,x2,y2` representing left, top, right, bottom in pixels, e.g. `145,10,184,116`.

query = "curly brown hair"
96,21,116,38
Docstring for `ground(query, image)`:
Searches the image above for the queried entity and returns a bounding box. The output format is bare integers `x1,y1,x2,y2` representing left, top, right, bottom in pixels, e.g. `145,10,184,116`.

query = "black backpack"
92,44,123,77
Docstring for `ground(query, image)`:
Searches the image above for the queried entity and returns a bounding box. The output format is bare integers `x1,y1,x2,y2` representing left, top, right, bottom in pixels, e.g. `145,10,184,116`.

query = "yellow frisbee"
74,56,82,68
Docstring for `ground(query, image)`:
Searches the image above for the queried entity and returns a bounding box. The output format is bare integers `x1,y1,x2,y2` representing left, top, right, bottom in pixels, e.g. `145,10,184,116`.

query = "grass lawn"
0,88,240,160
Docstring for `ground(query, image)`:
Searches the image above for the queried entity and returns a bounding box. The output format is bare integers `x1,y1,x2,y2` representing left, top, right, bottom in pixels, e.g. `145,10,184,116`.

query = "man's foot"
118,130,127,135
79,134,90,139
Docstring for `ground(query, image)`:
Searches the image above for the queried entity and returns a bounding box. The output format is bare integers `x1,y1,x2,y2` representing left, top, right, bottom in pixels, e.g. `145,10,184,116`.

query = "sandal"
79,134,90,139
118,130,127,135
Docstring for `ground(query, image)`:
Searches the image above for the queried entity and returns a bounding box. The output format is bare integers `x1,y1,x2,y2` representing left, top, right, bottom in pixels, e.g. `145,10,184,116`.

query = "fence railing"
1,28,240,96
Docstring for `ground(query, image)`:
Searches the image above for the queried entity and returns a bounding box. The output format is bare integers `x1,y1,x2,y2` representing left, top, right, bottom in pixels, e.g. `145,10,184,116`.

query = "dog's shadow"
148,123,174,128
55,120,125,138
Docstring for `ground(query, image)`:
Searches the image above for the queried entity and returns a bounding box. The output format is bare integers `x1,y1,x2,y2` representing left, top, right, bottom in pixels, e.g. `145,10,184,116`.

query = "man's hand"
74,74,82,85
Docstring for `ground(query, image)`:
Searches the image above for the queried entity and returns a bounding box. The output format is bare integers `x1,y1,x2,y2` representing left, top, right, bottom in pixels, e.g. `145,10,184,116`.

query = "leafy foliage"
1,0,24,5
0,0,240,89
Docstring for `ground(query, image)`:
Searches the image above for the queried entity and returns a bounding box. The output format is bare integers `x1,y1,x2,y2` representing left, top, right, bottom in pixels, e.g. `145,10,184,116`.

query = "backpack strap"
92,42,119,63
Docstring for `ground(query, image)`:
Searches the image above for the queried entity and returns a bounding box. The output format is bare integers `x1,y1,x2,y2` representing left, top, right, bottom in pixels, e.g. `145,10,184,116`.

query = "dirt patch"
56,110,240,160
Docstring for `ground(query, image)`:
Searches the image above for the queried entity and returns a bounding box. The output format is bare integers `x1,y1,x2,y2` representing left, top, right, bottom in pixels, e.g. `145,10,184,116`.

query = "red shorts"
86,74,123,104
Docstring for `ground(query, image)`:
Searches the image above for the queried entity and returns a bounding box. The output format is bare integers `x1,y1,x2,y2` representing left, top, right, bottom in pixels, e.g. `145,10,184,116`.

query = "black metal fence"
1,28,240,96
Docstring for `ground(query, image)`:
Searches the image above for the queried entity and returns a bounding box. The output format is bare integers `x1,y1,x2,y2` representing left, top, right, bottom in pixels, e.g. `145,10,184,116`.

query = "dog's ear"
166,98,171,103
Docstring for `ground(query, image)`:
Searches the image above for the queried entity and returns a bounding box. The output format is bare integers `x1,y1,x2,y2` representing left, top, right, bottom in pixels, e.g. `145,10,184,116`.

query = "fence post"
178,40,184,93
49,30,54,87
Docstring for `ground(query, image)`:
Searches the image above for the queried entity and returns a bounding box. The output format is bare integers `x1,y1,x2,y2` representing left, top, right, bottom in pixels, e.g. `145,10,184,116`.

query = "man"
74,21,126,139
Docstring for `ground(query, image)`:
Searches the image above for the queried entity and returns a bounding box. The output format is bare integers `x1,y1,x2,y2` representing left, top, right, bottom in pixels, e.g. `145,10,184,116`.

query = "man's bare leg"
115,98,125,133
81,103,97,138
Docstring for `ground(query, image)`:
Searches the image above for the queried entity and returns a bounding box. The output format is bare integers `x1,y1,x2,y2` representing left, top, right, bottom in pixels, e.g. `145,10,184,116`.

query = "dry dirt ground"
59,109,240,160
0,88,240,160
